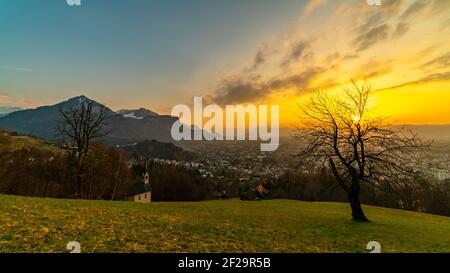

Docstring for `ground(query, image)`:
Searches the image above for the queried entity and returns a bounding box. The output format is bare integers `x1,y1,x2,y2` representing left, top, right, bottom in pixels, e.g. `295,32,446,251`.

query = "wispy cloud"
0,65,36,72
210,0,450,110
213,67,326,105
0,93,39,108
419,52,450,70
251,43,271,71
280,40,312,68
354,24,390,51
375,71,450,92
392,22,409,39
400,0,428,21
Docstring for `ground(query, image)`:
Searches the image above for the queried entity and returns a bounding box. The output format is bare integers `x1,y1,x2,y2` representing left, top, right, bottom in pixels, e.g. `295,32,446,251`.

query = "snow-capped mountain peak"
117,108,158,119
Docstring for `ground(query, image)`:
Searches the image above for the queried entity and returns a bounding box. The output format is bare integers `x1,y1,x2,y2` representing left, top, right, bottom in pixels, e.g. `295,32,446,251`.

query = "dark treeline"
124,140,196,161
133,162,214,202
241,168,450,217
0,141,135,200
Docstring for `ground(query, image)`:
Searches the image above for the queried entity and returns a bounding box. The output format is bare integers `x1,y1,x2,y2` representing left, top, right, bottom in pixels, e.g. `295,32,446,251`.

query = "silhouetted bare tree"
56,99,110,198
296,81,428,222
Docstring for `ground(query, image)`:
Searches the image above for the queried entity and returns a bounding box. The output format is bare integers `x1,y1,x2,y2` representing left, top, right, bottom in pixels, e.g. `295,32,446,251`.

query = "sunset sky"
1,0,449,126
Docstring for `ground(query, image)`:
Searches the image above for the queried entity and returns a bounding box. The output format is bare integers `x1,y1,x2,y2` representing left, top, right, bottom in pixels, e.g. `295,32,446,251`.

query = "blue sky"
1,0,450,125
0,0,308,111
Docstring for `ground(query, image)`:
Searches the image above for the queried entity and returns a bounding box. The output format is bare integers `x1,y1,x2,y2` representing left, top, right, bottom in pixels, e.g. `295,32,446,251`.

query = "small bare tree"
56,99,111,198
296,81,428,222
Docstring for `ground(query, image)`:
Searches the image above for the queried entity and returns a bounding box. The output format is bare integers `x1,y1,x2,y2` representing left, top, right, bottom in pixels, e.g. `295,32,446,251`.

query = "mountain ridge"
0,96,178,145
117,108,159,119
279,124,450,142
0,106,23,118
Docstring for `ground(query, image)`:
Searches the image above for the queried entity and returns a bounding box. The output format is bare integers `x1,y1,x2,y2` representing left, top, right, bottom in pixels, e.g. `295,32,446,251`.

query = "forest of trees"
0,136,215,202
0,139,135,200
134,162,214,201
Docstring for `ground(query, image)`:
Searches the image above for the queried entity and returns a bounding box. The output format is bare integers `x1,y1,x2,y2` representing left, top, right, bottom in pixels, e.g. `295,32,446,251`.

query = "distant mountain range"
401,125,450,142
279,125,450,142
0,96,178,145
0,106,23,118
117,108,158,119
1,96,449,145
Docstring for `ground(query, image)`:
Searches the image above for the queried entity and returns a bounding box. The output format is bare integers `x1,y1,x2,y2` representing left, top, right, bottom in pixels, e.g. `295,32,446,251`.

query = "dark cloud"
251,45,270,70
356,13,385,34
354,24,390,51
351,0,404,50
360,0,404,25
253,50,266,69
213,68,324,105
379,0,405,14
354,59,394,79
400,0,428,21
419,53,450,70
324,52,341,63
376,71,450,92
343,54,359,60
390,0,428,39
290,41,310,60
281,40,311,67
267,68,324,91
430,0,450,14
214,77,265,105
392,22,410,39
364,66,393,79
213,37,322,105
419,71,450,82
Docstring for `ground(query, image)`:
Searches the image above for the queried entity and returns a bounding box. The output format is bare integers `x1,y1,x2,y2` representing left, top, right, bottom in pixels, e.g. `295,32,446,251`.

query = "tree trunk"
76,155,85,198
43,181,49,198
111,152,123,201
75,149,85,198
348,177,369,222
76,172,83,198
87,182,93,200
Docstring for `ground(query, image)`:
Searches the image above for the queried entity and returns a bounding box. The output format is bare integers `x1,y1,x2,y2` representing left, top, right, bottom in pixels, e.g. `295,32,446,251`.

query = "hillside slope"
122,140,195,161
0,131,60,153
0,195,449,253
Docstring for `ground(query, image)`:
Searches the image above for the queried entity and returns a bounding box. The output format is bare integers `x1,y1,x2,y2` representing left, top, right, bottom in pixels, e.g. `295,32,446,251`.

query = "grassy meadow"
0,194,449,253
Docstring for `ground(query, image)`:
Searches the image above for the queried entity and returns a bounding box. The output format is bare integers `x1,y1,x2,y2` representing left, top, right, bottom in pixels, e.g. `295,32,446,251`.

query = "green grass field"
0,194,449,253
